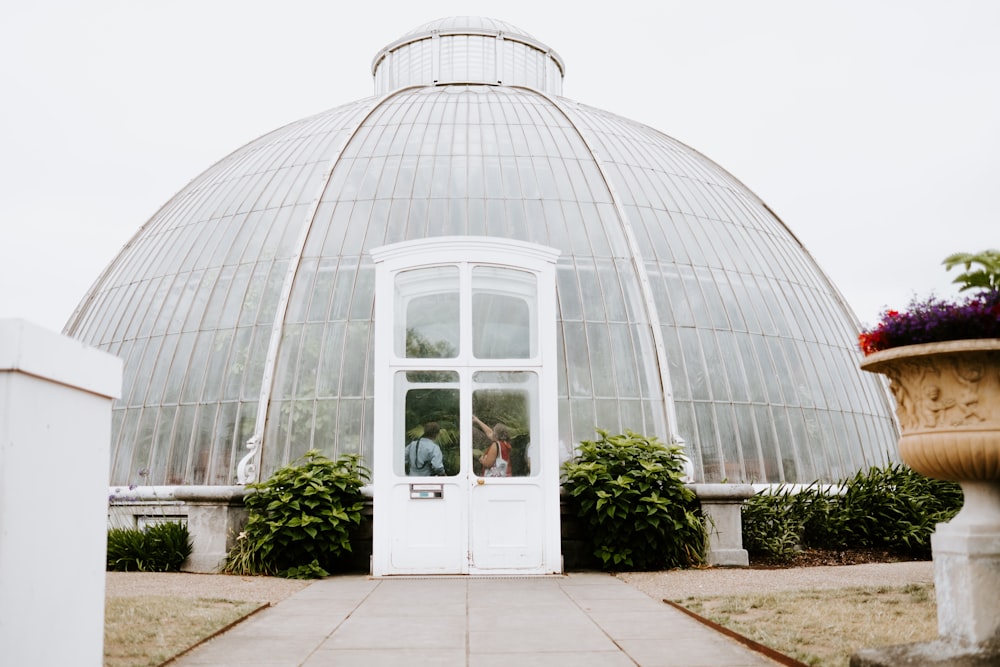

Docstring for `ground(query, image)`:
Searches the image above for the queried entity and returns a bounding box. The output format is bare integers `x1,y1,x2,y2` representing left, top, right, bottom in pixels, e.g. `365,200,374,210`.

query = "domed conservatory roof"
67,17,897,487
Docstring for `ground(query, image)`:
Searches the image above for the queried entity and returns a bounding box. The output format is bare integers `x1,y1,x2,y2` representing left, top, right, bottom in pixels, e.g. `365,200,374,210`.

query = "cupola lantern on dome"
68,17,898,490
372,16,564,95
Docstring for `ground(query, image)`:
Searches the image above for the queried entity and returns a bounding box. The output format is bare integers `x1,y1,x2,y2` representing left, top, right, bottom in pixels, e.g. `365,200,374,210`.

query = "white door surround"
370,237,561,576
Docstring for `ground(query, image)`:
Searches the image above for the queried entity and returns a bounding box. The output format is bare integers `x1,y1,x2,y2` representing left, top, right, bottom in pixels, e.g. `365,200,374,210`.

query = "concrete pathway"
169,572,782,666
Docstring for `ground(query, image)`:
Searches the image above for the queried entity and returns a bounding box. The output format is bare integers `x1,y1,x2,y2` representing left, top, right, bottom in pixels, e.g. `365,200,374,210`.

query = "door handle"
476,478,485,485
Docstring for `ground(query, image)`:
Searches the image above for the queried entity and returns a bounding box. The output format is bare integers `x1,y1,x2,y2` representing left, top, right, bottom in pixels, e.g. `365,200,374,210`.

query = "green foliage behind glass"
742,463,963,561
562,429,706,571
223,450,370,579
107,521,192,572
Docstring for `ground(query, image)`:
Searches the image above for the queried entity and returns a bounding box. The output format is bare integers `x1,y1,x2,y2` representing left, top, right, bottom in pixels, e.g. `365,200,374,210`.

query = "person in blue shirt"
406,421,446,476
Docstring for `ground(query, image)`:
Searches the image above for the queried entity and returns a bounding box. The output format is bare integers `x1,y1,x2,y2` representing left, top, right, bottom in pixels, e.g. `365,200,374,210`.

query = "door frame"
370,236,561,576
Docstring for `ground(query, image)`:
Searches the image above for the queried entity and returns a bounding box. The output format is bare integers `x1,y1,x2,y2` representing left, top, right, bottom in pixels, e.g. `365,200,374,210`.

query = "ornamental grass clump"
741,464,962,563
859,250,1000,355
106,521,192,572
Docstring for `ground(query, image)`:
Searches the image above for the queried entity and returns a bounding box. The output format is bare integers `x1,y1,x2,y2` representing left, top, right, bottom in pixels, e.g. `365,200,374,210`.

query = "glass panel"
396,266,459,358
473,371,537,477
472,266,536,359
716,330,748,402
556,264,582,320
699,329,729,401
716,403,745,482
563,321,592,397
679,328,709,401
149,406,177,485
694,403,722,481
168,405,196,485
734,404,764,482
754,405,783,482
395,370,460,477
587,323,615,398
609,323,639,398
317,322,346,397
341,322,369,397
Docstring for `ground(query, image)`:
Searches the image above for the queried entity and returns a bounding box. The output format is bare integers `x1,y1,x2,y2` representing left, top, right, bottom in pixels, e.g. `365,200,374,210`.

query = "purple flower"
859,290,1000,355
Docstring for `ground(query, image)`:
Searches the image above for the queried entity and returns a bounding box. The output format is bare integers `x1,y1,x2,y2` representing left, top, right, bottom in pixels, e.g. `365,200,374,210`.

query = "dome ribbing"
67,18,897,487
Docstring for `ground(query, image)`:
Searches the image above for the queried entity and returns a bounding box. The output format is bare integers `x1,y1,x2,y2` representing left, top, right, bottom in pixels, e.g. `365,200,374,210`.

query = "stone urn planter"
854,338,1000,665
861,339,1000,483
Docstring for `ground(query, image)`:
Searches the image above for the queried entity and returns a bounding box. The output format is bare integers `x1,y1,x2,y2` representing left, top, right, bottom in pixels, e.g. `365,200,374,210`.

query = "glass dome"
67,17,897,487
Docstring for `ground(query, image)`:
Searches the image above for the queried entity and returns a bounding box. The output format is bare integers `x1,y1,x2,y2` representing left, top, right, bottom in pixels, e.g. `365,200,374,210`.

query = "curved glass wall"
66,18,897,487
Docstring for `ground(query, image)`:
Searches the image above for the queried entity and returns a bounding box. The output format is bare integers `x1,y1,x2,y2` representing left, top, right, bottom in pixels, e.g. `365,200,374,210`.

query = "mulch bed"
749,549,928,569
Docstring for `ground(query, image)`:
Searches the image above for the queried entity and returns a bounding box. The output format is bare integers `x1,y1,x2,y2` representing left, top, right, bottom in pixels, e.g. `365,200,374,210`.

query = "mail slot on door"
410,483,444,499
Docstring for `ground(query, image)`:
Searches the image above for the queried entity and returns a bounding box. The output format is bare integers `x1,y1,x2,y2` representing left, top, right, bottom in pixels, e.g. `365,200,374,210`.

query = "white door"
371,238,561,576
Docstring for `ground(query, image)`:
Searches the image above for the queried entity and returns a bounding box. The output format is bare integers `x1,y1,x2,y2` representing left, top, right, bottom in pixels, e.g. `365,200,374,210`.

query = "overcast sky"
2,1,997,336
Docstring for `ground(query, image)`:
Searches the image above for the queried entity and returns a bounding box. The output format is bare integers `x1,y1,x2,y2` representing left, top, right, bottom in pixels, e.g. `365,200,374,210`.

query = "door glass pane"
394,370,459,477
472,266,536,359
395,266,459,358
472,371,537,477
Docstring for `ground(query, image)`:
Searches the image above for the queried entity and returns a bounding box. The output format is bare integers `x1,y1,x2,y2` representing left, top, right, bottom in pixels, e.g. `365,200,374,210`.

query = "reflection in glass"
396,266,459,358
472,371,537,477
472,266,536,359
395,371,459,476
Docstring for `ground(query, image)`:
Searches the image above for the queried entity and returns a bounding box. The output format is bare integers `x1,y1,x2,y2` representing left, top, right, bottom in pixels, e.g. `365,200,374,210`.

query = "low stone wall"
109,484,754,573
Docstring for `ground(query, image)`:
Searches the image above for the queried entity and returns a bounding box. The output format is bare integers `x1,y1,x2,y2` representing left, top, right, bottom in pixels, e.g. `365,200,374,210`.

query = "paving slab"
169,573,783,666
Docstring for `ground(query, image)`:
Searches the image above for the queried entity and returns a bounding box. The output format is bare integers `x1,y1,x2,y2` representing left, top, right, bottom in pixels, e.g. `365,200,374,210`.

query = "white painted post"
0,320,122,667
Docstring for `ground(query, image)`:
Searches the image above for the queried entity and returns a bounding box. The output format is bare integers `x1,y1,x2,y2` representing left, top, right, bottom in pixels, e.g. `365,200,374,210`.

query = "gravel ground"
618,561,934,601
107,561,934,605
106,572,310,604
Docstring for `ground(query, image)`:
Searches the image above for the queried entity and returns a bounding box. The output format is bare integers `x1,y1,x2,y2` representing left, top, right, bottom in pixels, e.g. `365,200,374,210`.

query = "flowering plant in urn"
859,250,1000,356
859,250,1000,482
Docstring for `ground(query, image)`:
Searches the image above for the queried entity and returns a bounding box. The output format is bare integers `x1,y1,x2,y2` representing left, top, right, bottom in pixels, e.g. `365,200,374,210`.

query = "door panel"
388,482,466,573
470,482,543,570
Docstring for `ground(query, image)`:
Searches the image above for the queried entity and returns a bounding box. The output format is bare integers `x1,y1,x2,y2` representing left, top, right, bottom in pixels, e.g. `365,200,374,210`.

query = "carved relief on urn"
860,339,1000,482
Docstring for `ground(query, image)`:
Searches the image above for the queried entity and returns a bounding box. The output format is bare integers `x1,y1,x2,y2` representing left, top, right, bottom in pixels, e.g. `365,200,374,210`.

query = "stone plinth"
173,487,250,572
0,320,122,667
689,484,754,567
933,482,1000,647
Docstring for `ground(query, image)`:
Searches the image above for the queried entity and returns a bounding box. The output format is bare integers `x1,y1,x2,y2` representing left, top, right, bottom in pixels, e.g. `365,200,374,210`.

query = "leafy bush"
223,450,370,579
742,463,963,562
562,429,706,571
107,521,192,572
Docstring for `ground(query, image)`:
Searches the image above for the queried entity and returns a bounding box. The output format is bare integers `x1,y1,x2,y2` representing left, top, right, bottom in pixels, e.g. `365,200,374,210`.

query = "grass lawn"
677,583,937,667
104,596,262,667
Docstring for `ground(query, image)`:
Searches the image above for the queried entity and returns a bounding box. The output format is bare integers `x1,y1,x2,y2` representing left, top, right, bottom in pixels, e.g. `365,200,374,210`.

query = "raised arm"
472,414,495,441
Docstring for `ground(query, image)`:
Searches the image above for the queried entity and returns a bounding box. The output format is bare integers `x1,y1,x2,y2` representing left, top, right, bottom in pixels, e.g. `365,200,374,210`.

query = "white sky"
2,1,997,335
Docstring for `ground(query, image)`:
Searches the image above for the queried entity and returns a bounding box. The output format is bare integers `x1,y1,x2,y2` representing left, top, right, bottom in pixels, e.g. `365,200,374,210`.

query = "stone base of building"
111,483,754,573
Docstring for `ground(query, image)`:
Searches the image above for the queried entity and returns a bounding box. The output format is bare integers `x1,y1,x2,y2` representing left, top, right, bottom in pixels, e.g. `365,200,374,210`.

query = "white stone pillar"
0,320,122,667
932,481,1000,645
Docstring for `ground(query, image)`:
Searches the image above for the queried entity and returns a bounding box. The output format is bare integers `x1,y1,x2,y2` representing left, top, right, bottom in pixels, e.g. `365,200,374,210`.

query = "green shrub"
828,464,962,554
740,485,810,560
223,450,370,579
107,521,192,572
562,429,706,571
742,463,963,562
